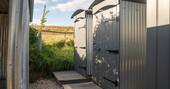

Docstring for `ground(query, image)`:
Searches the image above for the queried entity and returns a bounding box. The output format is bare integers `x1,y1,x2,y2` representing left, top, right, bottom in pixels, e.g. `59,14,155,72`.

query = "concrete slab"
53,71,91,85
63,82,102,89
53,71,86,81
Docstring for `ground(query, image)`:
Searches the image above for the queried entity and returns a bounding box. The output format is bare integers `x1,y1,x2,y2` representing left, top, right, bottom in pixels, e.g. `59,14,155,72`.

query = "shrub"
29,27,74,82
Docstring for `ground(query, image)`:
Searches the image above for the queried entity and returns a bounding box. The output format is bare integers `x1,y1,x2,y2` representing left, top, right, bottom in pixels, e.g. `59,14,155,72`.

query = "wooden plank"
63,82,102,89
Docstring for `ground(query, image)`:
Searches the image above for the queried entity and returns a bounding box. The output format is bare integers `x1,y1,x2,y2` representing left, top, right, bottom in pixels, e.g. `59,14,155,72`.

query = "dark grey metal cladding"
145,27,157,89
74,48,87,76
92,49,103,86
74,49,87,76
0,0,9,14
0,4,9,82
146,0,170,89
92,3,120,88
0,14,8,83
157,26,170,89
101,52,119,89
120,1,146,89
29,0,34,21
146,25,170,89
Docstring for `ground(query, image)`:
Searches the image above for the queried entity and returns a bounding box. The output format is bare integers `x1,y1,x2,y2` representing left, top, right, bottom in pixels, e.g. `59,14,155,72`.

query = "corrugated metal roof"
94,5,116,14
89,0,104,9
0,0,9,14
122,0,146,3
71,9,85,19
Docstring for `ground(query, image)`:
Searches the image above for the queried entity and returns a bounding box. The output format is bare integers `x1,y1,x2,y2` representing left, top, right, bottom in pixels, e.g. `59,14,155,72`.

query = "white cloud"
34,0,47,5
51,0,59,2
51,0,94,12
32,18,41,25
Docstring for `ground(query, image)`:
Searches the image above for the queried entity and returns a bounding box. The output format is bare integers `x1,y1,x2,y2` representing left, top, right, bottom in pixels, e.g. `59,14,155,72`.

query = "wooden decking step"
53,71,103,89
63,82,102,89
53,71,91,85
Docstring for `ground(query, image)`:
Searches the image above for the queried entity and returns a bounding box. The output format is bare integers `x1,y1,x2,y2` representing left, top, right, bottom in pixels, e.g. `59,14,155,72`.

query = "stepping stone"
63,82,102,89
53,71,91,85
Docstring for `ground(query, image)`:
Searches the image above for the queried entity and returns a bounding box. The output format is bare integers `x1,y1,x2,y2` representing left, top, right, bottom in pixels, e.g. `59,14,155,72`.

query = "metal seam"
155,0,158,89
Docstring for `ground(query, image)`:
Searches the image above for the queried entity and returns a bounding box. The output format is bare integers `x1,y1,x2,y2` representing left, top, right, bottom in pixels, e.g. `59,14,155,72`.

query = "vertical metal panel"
7,0,32,89
145,28,157,89
86,12,93,75
120,1,146,89
73,11,87,76
92,1,120,88
20,0,30,88
146,25,170,89
0,14,8,89
146,0,170,89
157,26,170,89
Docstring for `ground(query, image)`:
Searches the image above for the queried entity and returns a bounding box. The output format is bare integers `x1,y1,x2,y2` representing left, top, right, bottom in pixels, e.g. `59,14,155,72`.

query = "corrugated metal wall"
0,14,8,80
73,11,87,76
7,0,32,89
86,11,93,75
92,0,120,88
0,14,8,89
146,0,170,89
120,1,146,89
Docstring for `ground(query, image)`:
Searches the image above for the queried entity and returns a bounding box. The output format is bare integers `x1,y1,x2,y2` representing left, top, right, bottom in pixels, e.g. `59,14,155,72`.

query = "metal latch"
106,50,119,54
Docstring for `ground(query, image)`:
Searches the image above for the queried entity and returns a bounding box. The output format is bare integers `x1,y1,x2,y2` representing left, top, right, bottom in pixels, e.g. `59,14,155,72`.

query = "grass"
42,32,73,44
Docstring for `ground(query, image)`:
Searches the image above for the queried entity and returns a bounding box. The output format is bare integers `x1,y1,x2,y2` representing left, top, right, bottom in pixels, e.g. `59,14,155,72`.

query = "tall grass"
29,27,74,82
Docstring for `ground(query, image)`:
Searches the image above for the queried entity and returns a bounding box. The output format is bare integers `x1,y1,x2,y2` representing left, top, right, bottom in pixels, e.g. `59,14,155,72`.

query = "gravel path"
29,79,62,89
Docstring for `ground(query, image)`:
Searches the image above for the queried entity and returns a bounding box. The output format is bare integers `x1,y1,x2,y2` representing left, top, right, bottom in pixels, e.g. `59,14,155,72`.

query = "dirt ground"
29,79,62,89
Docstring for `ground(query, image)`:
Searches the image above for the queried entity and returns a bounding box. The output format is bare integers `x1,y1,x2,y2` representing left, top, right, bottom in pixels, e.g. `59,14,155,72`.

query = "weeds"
29,27,74,82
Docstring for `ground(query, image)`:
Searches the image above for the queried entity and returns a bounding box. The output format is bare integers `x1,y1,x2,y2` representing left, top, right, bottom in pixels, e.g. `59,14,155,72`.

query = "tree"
40,5,50,26
38,5,50,51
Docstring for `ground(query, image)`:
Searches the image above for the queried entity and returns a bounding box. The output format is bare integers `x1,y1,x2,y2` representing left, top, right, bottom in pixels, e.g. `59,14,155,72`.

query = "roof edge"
122,0,146,3
89,0,105,9
71,9,85,19
29,0,34,21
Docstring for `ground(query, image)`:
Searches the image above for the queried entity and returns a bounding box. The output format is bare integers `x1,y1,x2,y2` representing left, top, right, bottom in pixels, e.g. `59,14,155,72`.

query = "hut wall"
86,11,93,76
92,0,120,88
73,11,87,76
7,0,33,89
146,0,170,89
91,0,146,89
0,14,9,89
120,1,146,89
73,10,93,76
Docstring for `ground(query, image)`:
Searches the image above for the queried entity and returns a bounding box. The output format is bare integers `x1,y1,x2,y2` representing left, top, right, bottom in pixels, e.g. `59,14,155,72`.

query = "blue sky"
33,0,94,26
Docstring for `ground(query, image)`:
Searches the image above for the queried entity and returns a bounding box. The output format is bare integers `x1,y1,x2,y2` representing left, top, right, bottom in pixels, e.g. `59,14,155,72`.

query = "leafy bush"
29,27,74,82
